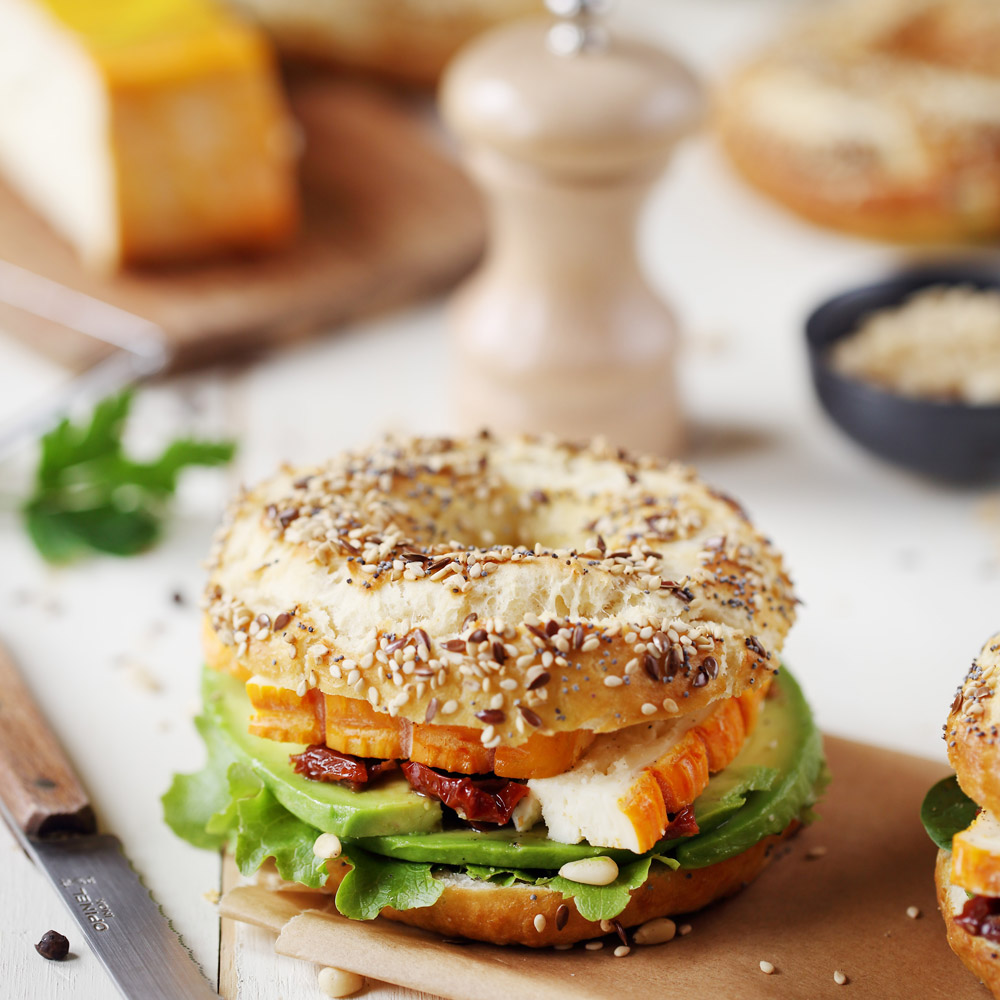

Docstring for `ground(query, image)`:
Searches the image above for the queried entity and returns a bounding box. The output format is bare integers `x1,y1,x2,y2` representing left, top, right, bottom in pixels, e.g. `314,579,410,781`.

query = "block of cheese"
0,0,299,270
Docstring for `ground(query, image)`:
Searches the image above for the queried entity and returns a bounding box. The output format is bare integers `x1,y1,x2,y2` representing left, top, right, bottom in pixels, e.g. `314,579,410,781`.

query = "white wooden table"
3,1,999,996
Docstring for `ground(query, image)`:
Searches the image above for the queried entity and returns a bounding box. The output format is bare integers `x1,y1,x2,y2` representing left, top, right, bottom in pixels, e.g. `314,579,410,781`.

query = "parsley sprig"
23,390,235,563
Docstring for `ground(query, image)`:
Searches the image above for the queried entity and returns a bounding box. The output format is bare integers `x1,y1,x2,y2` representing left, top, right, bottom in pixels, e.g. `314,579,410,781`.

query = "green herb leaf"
24,389,235,562
921,775,979,851
548,857,653,922
335,847,444,920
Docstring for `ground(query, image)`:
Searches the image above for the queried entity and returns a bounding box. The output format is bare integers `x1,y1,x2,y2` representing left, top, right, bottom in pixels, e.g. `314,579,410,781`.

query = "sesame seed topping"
533,914,547,933
641,702,657,715
603,675,624,688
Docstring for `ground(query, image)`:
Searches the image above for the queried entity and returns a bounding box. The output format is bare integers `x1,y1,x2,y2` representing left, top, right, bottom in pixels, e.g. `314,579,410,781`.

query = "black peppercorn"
35,930,69,961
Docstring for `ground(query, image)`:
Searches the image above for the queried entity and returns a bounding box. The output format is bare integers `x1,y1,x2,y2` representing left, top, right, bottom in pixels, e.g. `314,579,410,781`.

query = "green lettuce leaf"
335,847,444,920
206,763,266,837
162,714,237,850
548,857,654,922
232,778,330,889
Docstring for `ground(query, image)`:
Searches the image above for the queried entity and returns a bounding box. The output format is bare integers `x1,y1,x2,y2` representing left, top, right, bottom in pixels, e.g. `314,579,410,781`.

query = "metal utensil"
0,259,169,460
0,640,217,999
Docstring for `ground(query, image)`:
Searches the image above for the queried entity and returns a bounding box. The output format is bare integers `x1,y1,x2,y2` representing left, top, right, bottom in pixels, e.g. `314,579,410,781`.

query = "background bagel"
935,849,1000,995
717,0,1000,243
204,435,796,744
946,633,1000,817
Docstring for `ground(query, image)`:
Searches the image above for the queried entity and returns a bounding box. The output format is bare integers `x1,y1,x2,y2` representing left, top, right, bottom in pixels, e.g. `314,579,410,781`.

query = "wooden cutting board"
0,74,484,373
218,736,987,1000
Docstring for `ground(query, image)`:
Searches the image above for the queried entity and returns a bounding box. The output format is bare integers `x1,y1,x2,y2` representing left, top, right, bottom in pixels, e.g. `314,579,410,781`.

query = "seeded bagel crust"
717,0,1000,243
935,849,1000,998
253,823,797,947
203,435,795,746
946,633,1000,818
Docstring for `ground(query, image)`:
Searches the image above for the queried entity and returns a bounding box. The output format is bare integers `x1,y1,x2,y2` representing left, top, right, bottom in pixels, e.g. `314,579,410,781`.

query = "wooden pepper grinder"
441,0,702,454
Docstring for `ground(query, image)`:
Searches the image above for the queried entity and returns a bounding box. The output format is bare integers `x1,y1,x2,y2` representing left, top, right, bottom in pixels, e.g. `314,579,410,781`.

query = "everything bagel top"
202,434,797,744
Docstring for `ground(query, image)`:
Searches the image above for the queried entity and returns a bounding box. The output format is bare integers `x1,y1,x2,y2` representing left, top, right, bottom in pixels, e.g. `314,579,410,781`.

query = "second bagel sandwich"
165,434,826,946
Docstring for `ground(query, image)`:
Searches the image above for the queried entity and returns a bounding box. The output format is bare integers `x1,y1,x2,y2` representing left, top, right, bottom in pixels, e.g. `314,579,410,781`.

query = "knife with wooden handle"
0,640,218,999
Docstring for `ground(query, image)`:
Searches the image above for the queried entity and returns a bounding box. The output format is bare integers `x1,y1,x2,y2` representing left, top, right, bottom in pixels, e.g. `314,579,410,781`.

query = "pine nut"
633,917,676,945
312,833,343,860
317,966,364,997
557,856,619,886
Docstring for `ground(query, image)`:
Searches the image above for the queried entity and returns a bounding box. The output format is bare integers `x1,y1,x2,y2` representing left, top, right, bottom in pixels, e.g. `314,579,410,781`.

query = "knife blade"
0,258,169,460
0,640,217,999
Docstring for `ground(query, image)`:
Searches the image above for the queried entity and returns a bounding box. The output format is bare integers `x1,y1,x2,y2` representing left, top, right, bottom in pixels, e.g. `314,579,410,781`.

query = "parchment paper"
221,736,988,999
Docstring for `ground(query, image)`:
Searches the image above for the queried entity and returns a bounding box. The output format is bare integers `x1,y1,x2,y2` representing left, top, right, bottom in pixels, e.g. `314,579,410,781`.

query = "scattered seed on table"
633,918,676,945
679,923,692,936
834,970,848,986
759,961,775,975
906,906,921,919
613,945,631,958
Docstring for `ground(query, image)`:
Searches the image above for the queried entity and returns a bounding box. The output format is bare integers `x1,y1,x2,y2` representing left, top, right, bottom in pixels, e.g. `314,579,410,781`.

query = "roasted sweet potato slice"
409,723,494,774
246,681,324,744
494,729,596,779
323,694,404,760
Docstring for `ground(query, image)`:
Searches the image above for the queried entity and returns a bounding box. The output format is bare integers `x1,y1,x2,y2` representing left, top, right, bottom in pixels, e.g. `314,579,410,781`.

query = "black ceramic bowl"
806,266,1000,484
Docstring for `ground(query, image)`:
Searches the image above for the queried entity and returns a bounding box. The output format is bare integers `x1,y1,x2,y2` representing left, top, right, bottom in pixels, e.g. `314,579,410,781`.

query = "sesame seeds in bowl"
806,266,1000,483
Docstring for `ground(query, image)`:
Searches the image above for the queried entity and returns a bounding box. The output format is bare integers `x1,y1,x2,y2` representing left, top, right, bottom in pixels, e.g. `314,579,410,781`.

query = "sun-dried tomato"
400,760,529,825
290,745,398,791
662,805,699,840
956,894,1000,941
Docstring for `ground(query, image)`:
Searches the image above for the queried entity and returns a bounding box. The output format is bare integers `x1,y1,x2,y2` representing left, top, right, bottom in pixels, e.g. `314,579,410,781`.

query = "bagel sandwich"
717,0,1000,243
165,434,826,947
924,633,1000,996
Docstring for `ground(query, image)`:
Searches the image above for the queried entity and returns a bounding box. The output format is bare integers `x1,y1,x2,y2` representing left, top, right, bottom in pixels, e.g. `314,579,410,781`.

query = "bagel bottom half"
935,849,1000,998
252,823,799,948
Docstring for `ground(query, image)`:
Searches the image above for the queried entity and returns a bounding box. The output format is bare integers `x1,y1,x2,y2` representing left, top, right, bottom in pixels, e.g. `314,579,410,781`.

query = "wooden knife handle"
0,641,94,838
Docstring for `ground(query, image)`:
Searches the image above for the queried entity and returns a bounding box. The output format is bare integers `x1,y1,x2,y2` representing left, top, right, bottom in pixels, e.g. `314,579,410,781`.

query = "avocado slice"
673,666,825,868
356,667,823,869
203,668,442,839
